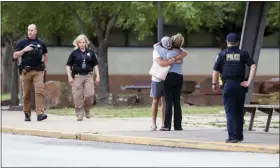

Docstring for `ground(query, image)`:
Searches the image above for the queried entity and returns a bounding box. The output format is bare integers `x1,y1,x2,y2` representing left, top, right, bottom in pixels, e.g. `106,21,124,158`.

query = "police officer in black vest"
212,33,257,143
66,34,100,121
13,24,48,122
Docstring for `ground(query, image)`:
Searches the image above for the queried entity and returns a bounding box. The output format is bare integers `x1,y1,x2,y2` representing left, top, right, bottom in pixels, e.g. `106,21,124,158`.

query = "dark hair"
171,41,179,49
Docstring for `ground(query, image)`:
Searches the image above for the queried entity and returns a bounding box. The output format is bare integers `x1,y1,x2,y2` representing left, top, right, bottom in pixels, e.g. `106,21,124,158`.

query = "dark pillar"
157,2,164,42
239,1,269,104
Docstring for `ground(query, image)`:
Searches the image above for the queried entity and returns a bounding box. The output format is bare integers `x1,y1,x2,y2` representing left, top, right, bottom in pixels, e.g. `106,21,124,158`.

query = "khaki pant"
72,74,95,117
20,70,45,116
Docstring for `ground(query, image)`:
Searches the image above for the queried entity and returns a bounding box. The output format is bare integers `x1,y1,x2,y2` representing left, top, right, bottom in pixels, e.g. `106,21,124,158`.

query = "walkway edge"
2,126,279,154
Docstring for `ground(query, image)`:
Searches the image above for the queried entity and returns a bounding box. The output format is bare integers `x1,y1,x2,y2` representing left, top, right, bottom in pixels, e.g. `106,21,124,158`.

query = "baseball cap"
161,36,172,49
226,33,239,43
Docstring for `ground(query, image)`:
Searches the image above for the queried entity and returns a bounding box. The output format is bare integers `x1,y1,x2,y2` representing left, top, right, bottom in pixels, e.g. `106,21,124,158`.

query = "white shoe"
150,125,157,131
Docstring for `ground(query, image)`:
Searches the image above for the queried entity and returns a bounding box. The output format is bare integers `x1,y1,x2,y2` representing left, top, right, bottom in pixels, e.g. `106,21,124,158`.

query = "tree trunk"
65,1,98,52
97,42,109,98
1,43,13,93
10,59,19,105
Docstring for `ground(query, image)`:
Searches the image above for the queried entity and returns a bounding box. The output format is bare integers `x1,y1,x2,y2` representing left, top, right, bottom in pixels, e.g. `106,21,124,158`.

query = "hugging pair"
149,34,188,131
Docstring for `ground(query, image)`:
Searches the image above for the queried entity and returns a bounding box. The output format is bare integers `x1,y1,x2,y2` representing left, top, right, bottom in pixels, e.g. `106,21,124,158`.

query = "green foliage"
163,1,245,32
163,2,201,30
1,2,77,39
267,2,280,30
2,1,278,42
118,2,157,40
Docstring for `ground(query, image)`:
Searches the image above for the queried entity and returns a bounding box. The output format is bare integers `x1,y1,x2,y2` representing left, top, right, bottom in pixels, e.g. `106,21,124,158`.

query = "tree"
64,2,158,99
161,1,278,49
1,1,158,102
161,1,246,49
266,2,280,32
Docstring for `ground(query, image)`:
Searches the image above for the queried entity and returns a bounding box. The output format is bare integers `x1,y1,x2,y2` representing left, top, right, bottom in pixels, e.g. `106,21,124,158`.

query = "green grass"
244,123,250,130
1,93,10,101
1,93,20,101
207,121,226,127
46,106,224,118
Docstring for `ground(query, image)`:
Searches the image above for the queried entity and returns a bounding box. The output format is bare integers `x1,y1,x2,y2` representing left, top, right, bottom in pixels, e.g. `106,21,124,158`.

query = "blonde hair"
172,33,184,49
73,34,90,50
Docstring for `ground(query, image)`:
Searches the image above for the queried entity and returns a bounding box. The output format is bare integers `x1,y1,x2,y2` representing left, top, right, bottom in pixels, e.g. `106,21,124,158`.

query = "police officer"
212,33,257,143
13,24,48,122
66,34,100,121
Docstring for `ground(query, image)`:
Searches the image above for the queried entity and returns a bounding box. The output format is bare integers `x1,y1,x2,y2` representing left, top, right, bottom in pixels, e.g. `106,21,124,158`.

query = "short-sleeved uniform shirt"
66,48,99,74
15,37,48,67
213,46,255,81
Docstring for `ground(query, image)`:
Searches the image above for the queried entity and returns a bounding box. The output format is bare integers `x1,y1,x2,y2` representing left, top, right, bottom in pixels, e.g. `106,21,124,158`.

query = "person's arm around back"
153,50,174,67
173,48,188,61
165,49,187,64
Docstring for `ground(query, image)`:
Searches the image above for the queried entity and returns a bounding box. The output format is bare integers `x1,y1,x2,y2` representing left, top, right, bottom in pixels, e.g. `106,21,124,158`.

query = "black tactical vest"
71,49,96,74
220,46,247,81
22,38,44,67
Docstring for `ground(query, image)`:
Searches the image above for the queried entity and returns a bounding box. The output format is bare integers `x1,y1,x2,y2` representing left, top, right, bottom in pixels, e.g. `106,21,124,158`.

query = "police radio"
30,44,40,53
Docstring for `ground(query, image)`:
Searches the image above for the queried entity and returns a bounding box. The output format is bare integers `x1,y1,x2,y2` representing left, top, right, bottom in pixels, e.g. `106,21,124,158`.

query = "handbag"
149,61,170,81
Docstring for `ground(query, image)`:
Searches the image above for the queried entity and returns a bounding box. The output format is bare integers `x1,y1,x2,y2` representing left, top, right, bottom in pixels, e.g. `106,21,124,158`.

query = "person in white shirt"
150,36,187,131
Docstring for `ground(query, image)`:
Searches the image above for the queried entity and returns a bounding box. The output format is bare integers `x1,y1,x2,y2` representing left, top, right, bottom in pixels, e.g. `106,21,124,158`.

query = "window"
127,30,155,47
262,31,280,48
108,28,126,47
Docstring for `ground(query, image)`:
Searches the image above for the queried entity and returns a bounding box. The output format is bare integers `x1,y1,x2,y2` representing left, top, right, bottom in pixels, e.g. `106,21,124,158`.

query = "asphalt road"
2,133,279,167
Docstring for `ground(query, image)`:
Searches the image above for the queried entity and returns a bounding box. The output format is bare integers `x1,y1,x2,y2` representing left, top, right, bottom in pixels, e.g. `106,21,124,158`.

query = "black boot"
225,139,239,143
174,128,183,131
238,137,244,142
24,113,31,122
37,114,48,121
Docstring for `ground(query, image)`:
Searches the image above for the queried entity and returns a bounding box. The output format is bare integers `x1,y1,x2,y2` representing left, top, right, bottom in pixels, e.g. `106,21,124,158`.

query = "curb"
2,126,279,154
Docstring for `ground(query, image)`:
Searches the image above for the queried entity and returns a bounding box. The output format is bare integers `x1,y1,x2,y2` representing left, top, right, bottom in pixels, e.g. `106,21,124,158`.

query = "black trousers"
222,80,246,141
163,72,183,130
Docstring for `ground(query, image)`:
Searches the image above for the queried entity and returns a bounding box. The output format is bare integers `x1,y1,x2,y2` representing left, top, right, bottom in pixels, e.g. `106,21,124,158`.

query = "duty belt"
23,64,45,72
75,72,92,76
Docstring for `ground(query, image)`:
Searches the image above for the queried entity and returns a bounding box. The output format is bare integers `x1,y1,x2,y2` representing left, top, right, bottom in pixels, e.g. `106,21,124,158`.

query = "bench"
120,85,151,104
121,85,151,93
244,104,280,132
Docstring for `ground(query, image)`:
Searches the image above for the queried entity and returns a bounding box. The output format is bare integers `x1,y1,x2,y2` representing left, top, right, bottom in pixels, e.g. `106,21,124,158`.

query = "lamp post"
157,1,164,42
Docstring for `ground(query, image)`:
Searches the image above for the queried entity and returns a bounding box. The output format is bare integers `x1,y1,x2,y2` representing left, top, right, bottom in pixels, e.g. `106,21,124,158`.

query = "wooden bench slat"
244,104,279,109
121,85,151,91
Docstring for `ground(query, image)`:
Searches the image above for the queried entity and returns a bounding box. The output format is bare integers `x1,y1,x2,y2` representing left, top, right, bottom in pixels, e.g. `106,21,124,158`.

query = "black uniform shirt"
15,37,47,67
213,46,255,81
66,48,99,74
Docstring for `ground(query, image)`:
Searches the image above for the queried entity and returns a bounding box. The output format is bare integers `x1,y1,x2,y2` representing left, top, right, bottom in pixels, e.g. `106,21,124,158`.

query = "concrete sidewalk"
1,110,279,154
